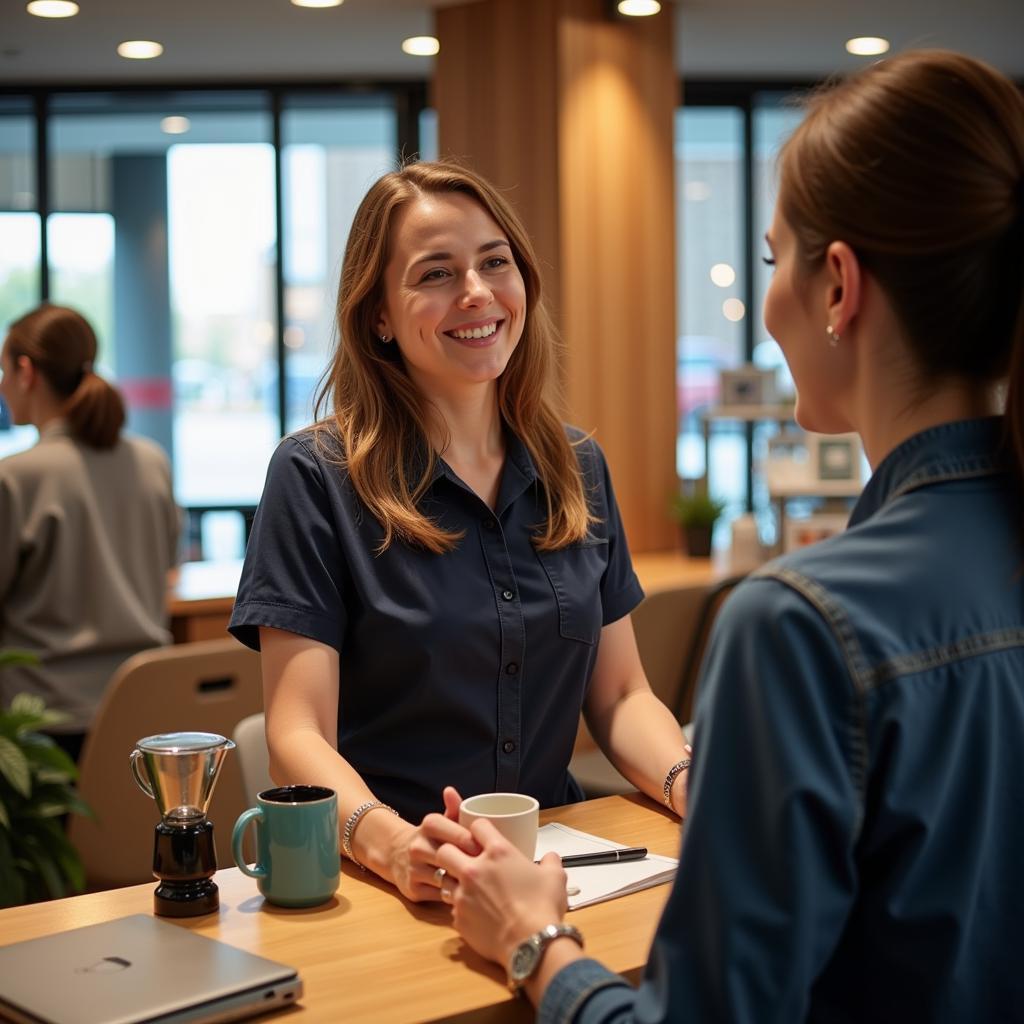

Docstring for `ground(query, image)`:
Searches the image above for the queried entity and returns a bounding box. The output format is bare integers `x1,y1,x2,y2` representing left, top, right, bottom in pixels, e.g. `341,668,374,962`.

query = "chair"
233,712,273,805
569,574,746,798
68,638,263,890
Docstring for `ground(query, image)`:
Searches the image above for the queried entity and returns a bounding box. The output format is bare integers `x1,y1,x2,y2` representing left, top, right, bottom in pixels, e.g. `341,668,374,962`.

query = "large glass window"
280,98,397,432
0,98,38,457
675,106,745,501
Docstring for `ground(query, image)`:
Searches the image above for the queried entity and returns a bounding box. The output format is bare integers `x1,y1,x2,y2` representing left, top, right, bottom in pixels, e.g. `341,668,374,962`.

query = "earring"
826,325,840,347
379,334,391,344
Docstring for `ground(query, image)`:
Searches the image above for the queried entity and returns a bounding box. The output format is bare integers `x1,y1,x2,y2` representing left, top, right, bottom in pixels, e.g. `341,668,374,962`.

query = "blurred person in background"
0,304,179,762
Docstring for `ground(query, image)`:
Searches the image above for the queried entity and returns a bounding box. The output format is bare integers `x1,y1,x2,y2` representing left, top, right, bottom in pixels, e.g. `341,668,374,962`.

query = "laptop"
0,914,303,1024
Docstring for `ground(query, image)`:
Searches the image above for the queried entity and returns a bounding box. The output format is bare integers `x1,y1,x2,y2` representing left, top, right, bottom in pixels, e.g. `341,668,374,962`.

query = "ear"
375,309,391,339
14,354,35,391
823,241,862,337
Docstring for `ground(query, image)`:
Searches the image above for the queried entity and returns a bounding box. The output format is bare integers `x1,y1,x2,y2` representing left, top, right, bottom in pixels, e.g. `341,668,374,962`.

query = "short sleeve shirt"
229,426,643,823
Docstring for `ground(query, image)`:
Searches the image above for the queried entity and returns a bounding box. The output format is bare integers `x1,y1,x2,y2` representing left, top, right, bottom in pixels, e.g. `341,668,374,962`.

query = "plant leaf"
0,795,9,830
0,652,39,670
0,737,31,798
8,693,45,717
21,735,78,779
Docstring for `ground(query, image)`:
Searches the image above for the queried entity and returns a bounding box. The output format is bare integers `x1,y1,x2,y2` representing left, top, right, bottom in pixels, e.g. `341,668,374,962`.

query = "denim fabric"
229,426,643,824
539,418,1024,1023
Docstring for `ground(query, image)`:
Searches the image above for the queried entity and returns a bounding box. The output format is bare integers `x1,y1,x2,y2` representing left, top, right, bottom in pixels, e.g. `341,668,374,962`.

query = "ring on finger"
433,866,447,886
441,884,454,904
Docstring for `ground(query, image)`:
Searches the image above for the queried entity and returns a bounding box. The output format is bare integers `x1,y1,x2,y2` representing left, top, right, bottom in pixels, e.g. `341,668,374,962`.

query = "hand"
380,786,480,903
436,819,569,969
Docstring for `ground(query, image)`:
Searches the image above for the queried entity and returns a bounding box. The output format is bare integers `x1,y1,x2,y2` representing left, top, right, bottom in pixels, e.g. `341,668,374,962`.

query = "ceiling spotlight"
290,0,343,7
617,0,661,15
26,1,79,16
401,36,440,57
161,116,191,135
845,36,890,56
117,40,164,60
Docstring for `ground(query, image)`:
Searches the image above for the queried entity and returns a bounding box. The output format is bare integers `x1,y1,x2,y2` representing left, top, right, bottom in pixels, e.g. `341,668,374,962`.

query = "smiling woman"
228,159,694,906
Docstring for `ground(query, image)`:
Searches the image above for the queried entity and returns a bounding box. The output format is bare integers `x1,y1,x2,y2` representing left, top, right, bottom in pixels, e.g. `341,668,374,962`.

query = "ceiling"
1,0,1022,86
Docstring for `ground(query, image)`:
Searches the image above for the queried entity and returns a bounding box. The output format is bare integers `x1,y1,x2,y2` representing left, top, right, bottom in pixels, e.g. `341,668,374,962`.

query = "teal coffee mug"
232,785,340,908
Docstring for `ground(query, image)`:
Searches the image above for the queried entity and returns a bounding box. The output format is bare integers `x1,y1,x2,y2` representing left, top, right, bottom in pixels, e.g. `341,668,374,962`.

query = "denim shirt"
540,418,1024,1023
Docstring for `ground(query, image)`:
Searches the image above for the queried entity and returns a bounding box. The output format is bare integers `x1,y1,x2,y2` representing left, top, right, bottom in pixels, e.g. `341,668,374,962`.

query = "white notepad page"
535,822,679,910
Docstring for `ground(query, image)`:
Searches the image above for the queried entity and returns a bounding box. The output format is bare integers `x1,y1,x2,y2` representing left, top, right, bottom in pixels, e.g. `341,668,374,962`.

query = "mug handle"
129,749,154,798
232,807,266,878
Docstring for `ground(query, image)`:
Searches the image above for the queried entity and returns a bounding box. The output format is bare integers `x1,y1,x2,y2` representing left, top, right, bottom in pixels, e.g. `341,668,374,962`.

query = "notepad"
535,822,678,910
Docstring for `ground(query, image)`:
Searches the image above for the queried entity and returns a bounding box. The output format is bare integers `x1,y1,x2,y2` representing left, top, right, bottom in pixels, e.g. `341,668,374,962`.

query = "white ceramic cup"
459,792,539,859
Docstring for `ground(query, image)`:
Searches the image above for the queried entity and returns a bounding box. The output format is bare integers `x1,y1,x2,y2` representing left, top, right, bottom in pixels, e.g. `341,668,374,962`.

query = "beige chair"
569,575,746,798
69,638,263,890
233,711,273,805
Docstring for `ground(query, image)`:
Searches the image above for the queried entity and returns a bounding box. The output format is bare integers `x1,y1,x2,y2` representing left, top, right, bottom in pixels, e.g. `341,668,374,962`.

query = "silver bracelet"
341,800,399,871
663,758,692,807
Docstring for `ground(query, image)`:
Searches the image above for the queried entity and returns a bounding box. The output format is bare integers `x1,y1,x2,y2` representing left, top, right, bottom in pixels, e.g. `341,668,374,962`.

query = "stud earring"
826,325,840,347
379,334,391,344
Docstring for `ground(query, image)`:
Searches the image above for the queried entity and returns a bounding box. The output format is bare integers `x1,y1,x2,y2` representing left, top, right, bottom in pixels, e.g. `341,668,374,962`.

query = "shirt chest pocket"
537,538,608,645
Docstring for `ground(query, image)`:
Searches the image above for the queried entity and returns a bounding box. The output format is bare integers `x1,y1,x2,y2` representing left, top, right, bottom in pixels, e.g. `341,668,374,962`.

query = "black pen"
559,846,648,868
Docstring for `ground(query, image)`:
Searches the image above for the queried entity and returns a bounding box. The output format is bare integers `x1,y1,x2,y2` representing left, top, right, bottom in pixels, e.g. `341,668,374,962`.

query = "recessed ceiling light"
710,263,736,288
845,36,890,56
161,116,191,135
290,0,343,7
401,36,440,56
26,1,79,17
117,40,164,60
618,0,661,15
723,298,746,323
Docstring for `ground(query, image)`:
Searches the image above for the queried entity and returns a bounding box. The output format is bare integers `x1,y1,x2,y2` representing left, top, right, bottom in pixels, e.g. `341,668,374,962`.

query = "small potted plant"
670,489,726,558
0,650,91,908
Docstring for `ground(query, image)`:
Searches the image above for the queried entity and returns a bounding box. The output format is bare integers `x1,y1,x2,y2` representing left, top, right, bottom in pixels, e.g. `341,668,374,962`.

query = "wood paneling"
435,0,678,552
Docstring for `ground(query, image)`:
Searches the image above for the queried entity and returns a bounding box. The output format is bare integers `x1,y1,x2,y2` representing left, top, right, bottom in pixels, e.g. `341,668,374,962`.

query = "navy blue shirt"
541,418,1024,1023
229,426,643,823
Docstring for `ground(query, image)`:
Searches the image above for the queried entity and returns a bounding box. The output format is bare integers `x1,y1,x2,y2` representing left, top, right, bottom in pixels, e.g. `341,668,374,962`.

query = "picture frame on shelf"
783,512,850,553
718,365,776,407
806,432,863,485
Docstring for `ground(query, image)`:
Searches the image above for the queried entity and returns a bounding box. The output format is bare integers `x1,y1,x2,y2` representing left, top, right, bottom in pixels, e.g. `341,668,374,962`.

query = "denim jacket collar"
849,417,1006,529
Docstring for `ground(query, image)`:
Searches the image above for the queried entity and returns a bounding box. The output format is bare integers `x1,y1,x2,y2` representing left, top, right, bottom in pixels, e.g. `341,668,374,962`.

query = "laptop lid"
0,914,303,1024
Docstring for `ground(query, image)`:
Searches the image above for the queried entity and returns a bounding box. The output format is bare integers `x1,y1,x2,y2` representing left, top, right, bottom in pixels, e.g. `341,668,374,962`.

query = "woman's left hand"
435,818,569,968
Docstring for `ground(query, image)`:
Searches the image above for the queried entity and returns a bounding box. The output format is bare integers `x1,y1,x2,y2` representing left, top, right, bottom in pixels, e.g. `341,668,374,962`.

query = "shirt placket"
479,512,526,791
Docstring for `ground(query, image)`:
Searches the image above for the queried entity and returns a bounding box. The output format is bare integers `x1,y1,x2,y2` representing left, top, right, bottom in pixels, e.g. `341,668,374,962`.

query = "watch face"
511,939,540,981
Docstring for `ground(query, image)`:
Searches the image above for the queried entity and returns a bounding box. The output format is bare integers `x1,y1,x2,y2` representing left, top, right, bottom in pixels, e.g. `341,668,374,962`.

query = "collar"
849,417,1006,528
37,418,72,442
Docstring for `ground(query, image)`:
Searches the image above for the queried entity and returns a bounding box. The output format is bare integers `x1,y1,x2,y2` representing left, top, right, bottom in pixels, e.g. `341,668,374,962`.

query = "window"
2,85,426,558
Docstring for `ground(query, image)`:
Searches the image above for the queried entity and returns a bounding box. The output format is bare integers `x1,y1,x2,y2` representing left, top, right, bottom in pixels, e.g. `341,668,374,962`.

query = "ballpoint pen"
559,846,648,868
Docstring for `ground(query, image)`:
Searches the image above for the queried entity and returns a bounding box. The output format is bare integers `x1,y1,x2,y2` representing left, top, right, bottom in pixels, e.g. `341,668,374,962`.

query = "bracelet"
341,800,399,871
663,758,692,807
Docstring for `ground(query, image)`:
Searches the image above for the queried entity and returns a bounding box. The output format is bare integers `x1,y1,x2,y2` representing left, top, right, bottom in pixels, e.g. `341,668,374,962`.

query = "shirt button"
502,740,516,754
502,589,514,601
483,518,496,530
506,662,519,675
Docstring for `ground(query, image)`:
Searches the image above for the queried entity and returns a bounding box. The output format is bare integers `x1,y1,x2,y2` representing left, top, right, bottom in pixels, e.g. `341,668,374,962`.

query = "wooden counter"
0,794,680,1023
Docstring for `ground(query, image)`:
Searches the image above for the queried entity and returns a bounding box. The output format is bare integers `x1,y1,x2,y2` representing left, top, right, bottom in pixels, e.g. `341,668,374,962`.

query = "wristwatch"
507,923,584,994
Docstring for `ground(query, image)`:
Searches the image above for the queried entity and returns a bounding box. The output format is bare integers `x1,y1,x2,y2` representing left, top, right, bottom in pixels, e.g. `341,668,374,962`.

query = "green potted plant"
670,490,727,558
0,650,91,908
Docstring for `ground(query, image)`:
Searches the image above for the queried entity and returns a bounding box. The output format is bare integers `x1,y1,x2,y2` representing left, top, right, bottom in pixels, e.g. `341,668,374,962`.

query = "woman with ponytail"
435,51,1024,1022
0,304,179,761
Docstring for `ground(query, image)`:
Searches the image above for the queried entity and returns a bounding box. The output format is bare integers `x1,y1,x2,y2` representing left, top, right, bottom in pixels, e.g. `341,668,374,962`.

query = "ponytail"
4,304,125,449
63,371,126,449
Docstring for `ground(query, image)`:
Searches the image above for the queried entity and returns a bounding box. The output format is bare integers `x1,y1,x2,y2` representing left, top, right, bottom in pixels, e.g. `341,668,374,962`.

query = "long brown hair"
778,50,1024,494
5,304,125,449
314,160,593,553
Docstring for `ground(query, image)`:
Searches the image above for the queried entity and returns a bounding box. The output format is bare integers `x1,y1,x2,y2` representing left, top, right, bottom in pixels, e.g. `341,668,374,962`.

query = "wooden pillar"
435,0,678,553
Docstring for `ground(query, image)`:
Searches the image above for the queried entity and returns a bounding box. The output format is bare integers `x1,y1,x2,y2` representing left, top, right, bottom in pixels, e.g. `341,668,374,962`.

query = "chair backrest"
674,574,747,723
233,712,273,806
68,638,263,890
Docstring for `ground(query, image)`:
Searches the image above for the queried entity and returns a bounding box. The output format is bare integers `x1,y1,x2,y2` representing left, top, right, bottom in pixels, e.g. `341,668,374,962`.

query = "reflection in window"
675,106,745,504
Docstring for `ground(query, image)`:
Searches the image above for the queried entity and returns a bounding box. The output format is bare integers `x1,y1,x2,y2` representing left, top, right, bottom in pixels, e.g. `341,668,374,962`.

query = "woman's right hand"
375,786,481,903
